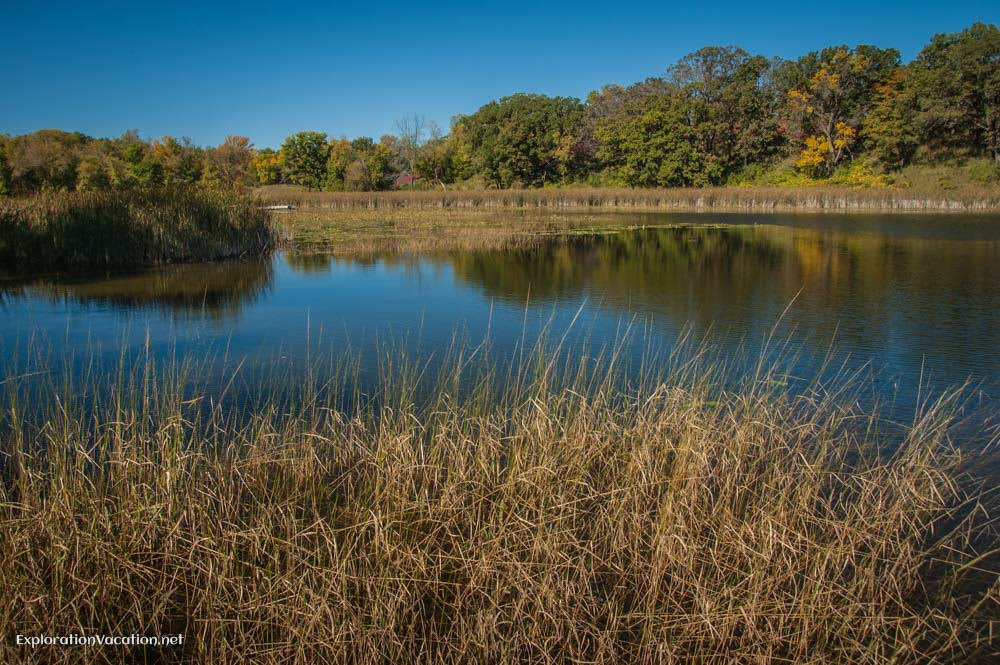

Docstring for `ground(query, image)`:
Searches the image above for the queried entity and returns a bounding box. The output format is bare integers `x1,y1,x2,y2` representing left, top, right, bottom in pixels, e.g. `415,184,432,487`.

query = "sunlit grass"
277,207,662,254
1,332,996,664
257,184,1000,214
0,188,277,273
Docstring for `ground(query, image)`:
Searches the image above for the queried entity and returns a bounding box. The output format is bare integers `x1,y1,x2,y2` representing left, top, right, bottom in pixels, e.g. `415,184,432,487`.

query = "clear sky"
2,1,996,149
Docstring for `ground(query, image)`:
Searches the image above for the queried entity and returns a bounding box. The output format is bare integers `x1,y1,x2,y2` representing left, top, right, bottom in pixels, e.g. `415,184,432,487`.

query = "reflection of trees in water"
774,227,999,350
2,259,274,321
279,224,998,373
285,251,437,281
284,253,335,274
444,225,1000,350
447,226,785,312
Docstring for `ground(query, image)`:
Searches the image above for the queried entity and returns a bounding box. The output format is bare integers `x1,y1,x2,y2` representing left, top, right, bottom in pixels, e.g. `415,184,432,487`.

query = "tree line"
1,22,996,196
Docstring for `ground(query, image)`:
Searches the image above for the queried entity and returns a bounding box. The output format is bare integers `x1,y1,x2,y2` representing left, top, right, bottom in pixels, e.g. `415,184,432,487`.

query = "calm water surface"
2,213,998,431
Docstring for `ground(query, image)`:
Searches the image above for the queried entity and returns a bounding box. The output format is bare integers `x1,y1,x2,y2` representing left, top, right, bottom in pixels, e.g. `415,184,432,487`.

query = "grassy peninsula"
0,188,276,274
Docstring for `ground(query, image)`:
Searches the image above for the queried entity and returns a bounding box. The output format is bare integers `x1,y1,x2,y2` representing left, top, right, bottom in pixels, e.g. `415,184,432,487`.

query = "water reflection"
284,222,998,362
446,225,999,348
279,221,999,411
3,215,998,428
1,259,273,321
284,253,335,275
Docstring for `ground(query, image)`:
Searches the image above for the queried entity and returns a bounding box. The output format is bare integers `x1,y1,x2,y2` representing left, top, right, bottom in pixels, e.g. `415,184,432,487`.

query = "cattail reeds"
0,188,277,273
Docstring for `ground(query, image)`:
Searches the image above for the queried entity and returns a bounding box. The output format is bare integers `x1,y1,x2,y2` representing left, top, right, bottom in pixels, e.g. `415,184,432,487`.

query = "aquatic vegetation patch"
0,188,276,273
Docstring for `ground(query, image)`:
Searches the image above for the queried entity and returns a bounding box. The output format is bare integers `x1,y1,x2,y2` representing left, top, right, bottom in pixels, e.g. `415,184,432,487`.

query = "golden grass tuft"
0,341,997,664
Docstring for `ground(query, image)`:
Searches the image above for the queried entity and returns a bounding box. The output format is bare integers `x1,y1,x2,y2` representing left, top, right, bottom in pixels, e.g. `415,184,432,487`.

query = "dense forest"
1,22,997,196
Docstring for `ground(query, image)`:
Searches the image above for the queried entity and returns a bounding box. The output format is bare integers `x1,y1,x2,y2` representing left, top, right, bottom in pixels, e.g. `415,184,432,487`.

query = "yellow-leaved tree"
783,46,898,177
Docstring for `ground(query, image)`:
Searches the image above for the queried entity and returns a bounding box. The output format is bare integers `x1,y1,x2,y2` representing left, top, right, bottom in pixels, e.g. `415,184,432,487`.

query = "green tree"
350,137,375,153
667,47,782,179
454,94,587,187
584,79,672,149
415,130,459,190
198,160,222,188
106,131,148,188
908,22,1000,161
151,136,203,185
131,157,164,186
324,137,394,191
595,92,717,186
323,138,353,190
367,140,394,190
863,68,918,169
118,138,163,187
280,131,329,189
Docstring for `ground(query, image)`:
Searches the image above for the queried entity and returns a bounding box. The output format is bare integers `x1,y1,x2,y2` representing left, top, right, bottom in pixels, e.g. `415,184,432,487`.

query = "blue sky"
2,1,996,148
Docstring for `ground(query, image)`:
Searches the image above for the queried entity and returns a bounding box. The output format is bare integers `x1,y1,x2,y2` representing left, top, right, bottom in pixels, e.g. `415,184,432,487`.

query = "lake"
2,212,998,436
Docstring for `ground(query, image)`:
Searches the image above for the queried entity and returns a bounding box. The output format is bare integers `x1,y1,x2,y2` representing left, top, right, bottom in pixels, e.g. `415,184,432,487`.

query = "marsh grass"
0,188,277,273
279,207,611,254
257,184,1000,213
0,331,997,664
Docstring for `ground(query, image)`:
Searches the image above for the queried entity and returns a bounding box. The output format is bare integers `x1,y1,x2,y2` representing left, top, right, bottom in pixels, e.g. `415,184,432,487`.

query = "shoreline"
275,202,1000,255
256,185,1000,214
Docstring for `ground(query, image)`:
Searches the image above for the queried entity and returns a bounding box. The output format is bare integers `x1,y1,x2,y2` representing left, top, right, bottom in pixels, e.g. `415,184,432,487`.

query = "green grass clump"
0,341,996,664
967,158,1000,185
0,188,277,274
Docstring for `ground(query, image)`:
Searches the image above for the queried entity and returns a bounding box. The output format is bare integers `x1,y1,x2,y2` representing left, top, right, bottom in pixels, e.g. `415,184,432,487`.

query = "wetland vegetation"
3,214,998,663
1,338,997,664
1,16,998,665
0,188,275,273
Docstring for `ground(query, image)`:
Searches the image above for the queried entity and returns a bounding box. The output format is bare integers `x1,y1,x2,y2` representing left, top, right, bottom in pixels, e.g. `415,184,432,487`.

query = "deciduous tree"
280,131,329,189
6,129,88,193
252,148,282,185
908,22,1000,161
454,94,587,187
668,47,782,176
863,68,918,169
151,135,203,186
414,125,460,189
395,114,426,188
206,135,255,186
596,93,718,186
783,46,899,174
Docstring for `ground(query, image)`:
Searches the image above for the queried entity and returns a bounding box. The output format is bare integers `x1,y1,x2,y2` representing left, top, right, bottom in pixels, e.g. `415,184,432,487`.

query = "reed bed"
0,188,277,273
256,185,1000,213
279,207,613,254
0,338,997,664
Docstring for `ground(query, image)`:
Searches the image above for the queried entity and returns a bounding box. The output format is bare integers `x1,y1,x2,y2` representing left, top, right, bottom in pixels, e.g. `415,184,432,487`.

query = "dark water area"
2,212,998,440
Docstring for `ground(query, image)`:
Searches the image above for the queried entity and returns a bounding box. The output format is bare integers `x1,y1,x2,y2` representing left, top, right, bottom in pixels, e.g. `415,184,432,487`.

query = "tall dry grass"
256,185,1000,213
0,339,997,664
0,188,277,273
